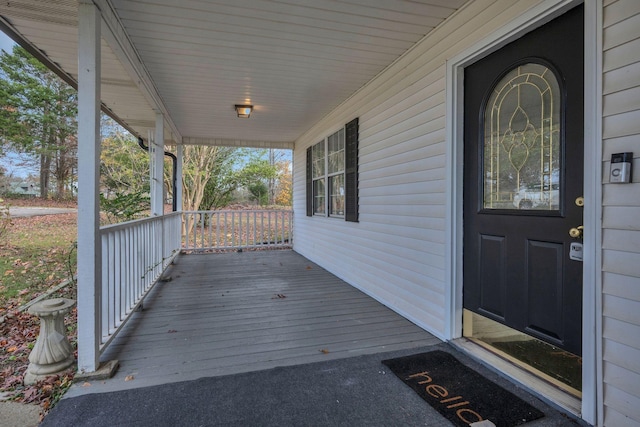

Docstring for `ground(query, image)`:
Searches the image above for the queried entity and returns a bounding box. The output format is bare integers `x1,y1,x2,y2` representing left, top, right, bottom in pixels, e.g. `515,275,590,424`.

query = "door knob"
569,225,583,239
575,196,584,207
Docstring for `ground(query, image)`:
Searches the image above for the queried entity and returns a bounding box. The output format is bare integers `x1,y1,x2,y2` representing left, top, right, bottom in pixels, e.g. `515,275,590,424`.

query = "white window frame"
312,128,345,218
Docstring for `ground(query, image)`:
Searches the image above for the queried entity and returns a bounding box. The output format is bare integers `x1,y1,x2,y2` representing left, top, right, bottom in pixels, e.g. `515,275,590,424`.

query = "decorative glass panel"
329,175,345,216
483,63,561,210
328,129,345,174
312,141,325,179
313,178,325,215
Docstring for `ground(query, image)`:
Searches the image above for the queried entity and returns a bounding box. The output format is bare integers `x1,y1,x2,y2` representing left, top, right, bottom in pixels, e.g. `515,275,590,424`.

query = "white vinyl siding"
602,0,640,424
293,0,550,339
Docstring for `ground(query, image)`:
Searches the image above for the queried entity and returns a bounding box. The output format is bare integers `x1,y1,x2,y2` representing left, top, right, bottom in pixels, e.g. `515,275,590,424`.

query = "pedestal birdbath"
24,298,76,385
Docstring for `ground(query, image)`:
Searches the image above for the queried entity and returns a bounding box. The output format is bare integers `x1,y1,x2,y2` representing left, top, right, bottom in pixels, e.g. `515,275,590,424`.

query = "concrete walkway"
7,206,77,218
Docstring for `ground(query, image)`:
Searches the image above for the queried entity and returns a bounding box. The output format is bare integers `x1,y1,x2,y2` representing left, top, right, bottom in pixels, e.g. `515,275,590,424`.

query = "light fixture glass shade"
235,104,253,118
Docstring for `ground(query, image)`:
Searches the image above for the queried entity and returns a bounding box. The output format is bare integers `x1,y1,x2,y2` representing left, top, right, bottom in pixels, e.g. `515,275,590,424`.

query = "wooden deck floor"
69,250,440,396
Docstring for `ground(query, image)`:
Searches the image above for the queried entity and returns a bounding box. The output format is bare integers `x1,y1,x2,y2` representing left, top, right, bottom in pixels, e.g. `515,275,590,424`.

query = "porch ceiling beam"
93,0,182,144
181,137,294,150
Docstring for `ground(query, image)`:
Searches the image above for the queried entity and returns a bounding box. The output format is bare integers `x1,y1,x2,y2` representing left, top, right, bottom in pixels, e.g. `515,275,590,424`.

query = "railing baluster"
178,210,292,251
99,212,182,354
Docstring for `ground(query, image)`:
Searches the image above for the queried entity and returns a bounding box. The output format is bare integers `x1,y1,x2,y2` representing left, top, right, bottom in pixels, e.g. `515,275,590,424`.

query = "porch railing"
99,212,182,350
183,209,293,252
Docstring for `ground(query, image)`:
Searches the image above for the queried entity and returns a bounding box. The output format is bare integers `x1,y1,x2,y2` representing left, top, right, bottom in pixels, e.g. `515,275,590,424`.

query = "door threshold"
451,337,582,417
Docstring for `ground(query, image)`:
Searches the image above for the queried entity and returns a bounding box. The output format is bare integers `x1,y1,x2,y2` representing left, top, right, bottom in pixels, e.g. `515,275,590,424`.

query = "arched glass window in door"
483,63,561,210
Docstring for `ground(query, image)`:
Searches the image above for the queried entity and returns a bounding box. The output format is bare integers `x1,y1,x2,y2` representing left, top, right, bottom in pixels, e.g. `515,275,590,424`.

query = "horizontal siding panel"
603,272,640,302
603,317,640,351
603,85,640,116
603,0,640,29
603,206,640,231
603,182,640,205
296,235,446,303
603,12,640,50
603,384,640,425
603,37,640,73
361,75,445,133
604,339,640,375
603,134,640,158
361,203,446,219
603,62,640,95
604,363,640,403
360,114,446,154
603,408,640,427
363,207,447,225
603,229,640,252
359,169,443,189
361,181,445,199
603,109,640,139
360,84,445,140
362,150,446,176
602,249,640,277
603,294,640,325
360,152,446,178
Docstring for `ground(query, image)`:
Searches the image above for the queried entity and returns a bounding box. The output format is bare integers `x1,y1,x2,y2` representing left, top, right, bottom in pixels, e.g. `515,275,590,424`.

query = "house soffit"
0,0,467,148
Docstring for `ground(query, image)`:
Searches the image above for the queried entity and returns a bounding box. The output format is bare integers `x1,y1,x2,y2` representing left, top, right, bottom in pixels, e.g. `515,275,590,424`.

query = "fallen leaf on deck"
82,382,91,387
271,294,287,299
124,375,135,381
320,349,330,354
305,266,312,270
168,329,178,333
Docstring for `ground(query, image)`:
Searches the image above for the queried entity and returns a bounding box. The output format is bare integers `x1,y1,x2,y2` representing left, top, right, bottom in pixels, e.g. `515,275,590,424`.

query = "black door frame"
442,1,600,423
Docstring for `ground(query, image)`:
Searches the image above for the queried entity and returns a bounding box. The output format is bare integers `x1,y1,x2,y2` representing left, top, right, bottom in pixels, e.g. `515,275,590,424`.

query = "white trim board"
444,1,600,424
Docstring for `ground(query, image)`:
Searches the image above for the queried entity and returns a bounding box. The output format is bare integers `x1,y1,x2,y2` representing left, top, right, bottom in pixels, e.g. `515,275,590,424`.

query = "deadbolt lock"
575,196,584,207
569,225,584,239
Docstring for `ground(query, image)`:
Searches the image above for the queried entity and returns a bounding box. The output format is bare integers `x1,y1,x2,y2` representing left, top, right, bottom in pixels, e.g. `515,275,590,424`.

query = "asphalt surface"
40,345,581,427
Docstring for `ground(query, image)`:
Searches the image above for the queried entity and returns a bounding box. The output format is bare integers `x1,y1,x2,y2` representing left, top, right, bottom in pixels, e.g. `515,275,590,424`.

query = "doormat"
382,350,544,427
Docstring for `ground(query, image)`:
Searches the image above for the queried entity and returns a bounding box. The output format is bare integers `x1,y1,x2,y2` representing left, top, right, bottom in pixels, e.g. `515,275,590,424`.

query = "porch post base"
74,360,120,382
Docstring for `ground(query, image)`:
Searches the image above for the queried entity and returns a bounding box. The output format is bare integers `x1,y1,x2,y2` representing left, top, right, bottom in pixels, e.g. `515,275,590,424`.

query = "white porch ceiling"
0,0,466,148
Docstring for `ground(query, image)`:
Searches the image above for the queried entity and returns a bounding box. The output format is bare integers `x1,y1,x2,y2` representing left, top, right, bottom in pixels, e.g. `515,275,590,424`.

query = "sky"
0,30,39,180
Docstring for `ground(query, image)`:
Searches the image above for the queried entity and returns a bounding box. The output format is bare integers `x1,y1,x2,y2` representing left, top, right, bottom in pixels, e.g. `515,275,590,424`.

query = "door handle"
569,225,583,239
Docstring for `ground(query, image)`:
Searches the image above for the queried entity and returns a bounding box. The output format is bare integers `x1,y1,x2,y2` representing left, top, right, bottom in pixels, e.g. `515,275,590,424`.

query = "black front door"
463,5,584,355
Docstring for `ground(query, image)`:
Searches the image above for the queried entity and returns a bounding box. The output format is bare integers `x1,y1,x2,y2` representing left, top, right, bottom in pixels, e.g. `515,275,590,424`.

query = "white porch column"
77,1,101,373
151,113,164,216
175,144,183,211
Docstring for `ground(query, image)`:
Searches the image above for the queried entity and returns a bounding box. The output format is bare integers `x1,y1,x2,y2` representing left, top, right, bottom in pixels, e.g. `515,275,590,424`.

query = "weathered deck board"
69,250,440,396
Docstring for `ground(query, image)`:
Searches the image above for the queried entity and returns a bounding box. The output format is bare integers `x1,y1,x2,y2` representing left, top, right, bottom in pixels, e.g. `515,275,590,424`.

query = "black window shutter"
344,117,359,222
306,147,313,216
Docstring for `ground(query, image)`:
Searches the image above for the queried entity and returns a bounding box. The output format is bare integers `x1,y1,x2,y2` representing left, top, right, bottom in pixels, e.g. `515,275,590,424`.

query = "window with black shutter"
306,118,358,222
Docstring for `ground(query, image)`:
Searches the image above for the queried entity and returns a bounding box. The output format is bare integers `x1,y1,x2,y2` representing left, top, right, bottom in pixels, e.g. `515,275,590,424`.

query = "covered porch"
67,249,440,396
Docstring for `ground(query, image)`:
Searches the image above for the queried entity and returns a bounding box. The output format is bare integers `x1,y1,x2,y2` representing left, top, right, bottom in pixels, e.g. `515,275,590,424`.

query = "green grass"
0,213,77,313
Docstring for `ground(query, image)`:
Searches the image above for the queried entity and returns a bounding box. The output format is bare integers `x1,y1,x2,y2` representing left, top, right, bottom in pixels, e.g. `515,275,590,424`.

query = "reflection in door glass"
483,63,561,210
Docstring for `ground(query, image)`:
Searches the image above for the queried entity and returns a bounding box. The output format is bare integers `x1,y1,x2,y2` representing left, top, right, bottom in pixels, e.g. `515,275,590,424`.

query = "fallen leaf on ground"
124,375,134,381
82,382,91,387
168,329,177,333
271,294,286,299
320,349,330,354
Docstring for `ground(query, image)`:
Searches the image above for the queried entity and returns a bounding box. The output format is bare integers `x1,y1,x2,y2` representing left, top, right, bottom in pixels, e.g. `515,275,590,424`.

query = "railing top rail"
183,209,292,214
100,211,182,234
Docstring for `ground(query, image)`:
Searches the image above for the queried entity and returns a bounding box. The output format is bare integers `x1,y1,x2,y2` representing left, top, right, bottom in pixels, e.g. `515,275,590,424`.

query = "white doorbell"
610,152,633,184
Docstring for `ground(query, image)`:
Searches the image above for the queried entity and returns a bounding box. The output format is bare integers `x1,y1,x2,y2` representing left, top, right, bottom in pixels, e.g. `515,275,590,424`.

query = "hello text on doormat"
382,350,544,427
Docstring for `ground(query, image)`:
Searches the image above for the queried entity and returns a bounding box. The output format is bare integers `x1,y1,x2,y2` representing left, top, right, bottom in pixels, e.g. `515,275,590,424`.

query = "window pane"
312,141,325,178
328,129,344,174
329,174,345,216
483,63,561,210
313,178,325,214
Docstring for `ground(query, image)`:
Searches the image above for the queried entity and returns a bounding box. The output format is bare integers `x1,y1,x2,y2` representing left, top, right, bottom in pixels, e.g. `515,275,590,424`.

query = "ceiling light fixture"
235,104,253,118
